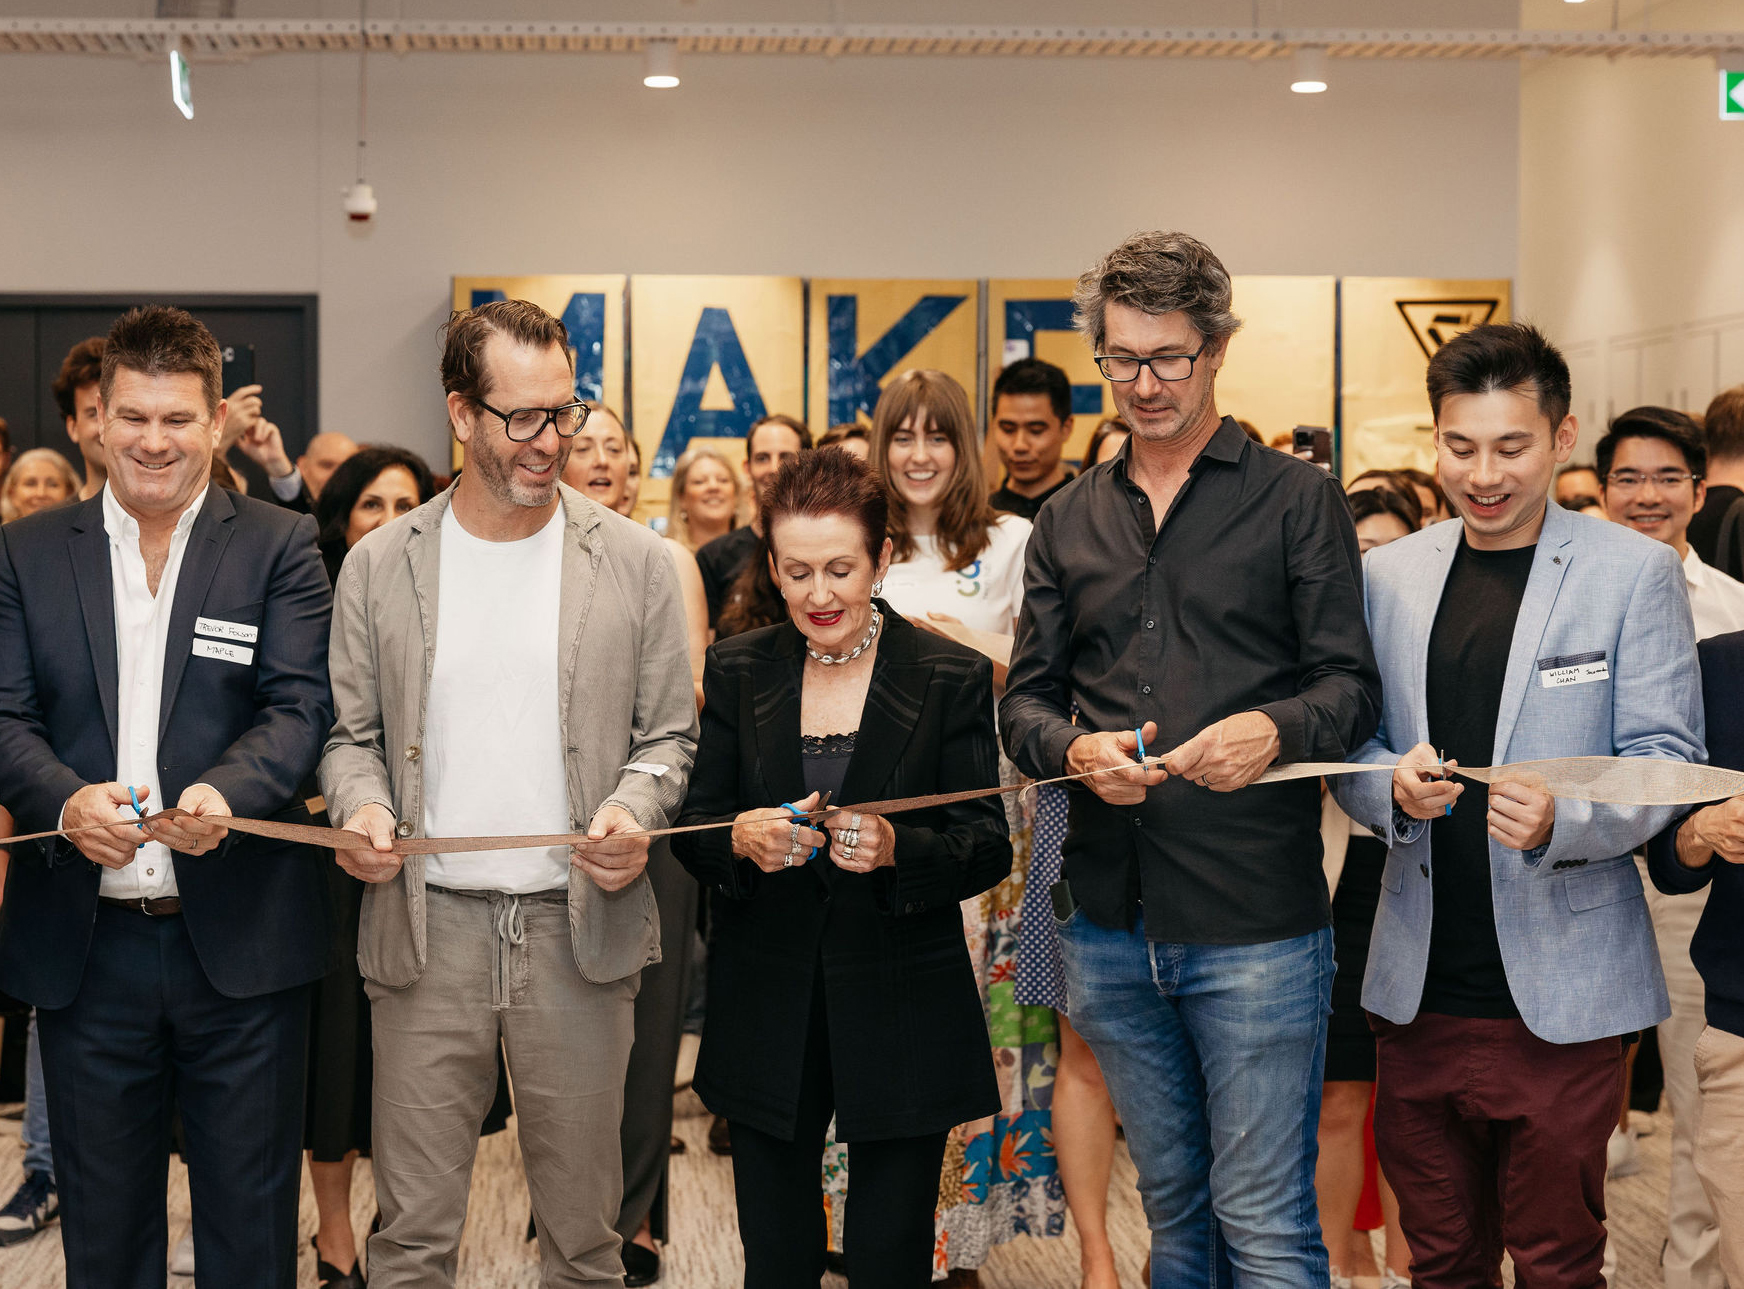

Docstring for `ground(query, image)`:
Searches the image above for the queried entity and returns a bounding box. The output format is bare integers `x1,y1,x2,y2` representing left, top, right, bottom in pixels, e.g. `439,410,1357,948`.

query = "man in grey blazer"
1333,323,1704,1288
319,299,697,1288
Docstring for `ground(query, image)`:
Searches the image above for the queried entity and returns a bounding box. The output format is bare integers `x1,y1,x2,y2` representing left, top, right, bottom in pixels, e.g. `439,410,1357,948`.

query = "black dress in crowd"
673,606,1011,1288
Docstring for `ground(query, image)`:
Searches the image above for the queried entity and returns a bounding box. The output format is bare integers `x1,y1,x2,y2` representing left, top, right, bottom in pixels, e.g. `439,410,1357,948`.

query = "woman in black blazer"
673,448,1010,1289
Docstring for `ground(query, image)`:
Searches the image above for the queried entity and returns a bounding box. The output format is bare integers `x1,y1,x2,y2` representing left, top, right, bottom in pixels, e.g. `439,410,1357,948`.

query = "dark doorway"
0,294,318,494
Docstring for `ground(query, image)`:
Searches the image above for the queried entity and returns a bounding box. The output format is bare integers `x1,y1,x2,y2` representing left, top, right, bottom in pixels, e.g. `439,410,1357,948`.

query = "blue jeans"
1057,909,1332,1288
23,1010,53,1182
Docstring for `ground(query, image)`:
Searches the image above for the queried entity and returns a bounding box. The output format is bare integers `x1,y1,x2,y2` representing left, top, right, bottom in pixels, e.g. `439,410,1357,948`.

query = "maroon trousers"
1372,1013,1627,1289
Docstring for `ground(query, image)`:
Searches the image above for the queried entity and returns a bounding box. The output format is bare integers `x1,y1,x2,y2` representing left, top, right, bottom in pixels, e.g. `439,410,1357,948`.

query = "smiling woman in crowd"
866,368,1064,1281
0,447,79,523
666,444,743,553
674,446,1010,1289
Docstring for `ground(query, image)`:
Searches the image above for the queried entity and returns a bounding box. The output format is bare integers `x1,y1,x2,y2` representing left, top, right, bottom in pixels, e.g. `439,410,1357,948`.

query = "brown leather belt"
98,895,183,916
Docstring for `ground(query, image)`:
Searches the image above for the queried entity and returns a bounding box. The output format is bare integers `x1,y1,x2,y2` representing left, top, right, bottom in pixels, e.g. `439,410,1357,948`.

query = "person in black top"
1688,384,1744,576
1650,629,1744,1283
675,449,1009,1289
1001,231,1381,1283
1418,541,1536,1017
987,358,1076,520
694,414,810,627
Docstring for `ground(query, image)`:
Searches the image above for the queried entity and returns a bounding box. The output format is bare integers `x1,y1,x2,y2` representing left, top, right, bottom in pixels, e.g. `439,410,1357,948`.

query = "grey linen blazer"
318,482,698,989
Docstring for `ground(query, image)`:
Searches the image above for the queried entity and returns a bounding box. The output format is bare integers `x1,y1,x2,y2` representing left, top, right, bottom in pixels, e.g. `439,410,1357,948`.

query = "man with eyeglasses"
1598,405,1744,1289
319,299,698,1288
1002,230,1381,1284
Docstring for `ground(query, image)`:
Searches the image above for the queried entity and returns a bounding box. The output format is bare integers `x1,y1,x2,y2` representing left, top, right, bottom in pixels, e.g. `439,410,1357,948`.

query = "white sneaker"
1380,1273,1413,1289
169,1230,196,1277
1606,1125,1641,1179
1329,1268,1355,1289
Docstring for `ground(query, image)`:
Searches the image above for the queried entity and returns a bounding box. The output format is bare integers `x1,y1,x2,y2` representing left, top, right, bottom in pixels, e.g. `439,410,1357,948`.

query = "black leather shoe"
311,1236,366,1288
623,1240,661,1287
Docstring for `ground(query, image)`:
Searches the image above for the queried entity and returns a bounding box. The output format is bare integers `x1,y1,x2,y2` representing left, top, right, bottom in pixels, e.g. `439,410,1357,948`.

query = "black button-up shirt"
1000,417,1381,944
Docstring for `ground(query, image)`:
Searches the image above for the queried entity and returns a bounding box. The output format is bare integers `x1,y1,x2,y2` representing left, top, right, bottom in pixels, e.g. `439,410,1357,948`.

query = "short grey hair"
1072,230,1243,353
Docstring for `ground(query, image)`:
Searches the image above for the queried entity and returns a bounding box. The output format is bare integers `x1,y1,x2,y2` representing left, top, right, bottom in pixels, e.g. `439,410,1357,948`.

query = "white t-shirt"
879,512,1032,634
422,506,572,893
1683,545,1744,642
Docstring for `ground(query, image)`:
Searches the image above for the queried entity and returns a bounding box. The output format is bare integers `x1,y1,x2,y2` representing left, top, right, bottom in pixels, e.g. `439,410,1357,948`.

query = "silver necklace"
807,606,881,666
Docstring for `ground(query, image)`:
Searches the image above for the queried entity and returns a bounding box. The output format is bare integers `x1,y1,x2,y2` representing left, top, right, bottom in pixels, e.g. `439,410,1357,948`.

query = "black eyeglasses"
1094,344,1208,383
473,398,589,443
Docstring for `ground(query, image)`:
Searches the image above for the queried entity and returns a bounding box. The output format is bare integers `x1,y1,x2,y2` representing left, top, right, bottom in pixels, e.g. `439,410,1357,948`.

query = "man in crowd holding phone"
1334,324,1703,1287
1003,230,1381,1283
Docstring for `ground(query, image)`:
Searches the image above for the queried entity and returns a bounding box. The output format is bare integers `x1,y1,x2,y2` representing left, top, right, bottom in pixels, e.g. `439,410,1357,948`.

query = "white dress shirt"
99,483,207,899
1682,544,1744,642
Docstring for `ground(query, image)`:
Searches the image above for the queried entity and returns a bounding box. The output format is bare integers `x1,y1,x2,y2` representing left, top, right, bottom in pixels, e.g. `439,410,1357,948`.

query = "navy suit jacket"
0,485,335,1006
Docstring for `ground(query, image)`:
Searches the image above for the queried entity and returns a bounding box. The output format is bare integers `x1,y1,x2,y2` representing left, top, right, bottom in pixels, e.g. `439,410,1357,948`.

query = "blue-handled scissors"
127,784,149,848
1134,726,1147,764
778,790,833,863
1438,750,1452,816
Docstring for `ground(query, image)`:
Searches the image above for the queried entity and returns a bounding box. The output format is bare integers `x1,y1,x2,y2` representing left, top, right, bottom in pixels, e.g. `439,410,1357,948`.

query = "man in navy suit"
0,305,334,1289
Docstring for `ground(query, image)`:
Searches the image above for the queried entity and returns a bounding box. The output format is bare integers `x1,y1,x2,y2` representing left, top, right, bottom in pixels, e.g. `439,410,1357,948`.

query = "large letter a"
653,308,769,474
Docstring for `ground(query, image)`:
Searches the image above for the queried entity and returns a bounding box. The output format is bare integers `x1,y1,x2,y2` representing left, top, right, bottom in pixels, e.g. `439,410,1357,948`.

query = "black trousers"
36,905,310,1289
729,979,946,1289
617,840,697,1244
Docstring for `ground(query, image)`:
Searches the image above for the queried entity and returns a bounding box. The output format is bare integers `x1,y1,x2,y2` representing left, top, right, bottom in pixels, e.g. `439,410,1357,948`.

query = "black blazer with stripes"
674,604,1009,1142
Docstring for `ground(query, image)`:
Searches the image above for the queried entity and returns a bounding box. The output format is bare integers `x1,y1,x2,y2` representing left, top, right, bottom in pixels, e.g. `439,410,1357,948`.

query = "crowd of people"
0,227,1740,1289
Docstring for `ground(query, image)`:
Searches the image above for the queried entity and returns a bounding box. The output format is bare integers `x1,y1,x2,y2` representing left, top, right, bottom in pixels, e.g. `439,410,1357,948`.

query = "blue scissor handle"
779,802,821,862
1134,726,1147,763
127,784,149,849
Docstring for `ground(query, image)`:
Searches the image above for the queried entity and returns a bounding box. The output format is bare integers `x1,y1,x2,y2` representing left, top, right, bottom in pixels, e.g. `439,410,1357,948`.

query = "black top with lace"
801,731,856,801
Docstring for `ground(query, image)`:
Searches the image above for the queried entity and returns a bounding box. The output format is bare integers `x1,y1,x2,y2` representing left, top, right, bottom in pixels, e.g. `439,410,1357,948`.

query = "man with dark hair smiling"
1596,404,1744,1288
1333,323,1704,1287
989,357,1075,519
0,305,334,1288
51,336,108,500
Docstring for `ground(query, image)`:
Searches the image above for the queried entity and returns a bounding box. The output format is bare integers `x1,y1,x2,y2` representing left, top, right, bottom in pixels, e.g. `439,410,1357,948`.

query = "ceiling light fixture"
643,38,679,89
1291,45,1328,93
169,36,193,118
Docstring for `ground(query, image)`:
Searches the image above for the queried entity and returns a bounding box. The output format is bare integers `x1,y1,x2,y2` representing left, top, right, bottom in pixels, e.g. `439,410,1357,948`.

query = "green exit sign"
1724,71,1744,121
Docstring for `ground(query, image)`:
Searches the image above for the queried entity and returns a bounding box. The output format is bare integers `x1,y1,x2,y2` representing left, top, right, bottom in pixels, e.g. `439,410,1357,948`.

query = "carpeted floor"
0,1091,1679,1287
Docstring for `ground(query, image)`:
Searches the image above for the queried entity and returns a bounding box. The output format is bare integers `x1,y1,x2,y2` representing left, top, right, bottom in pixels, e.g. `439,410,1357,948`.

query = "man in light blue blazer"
1333,323,1703,1289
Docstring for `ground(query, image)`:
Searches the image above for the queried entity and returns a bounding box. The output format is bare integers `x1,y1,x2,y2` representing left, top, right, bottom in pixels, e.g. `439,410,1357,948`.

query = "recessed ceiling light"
1291,46,1328,93
643,39,679,89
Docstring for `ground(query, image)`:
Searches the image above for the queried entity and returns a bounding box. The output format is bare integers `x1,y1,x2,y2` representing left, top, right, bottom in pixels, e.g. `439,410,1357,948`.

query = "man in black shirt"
987,358,1075,520
1002,231,1381,1283
1687,384,1744,576
1333,324,1704,1287
694,414,810,628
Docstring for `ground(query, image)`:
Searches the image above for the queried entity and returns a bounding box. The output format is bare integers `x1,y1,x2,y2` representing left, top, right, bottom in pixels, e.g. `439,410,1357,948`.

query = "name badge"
192,638,254,666
195,616,259,643
1538,651,1609,688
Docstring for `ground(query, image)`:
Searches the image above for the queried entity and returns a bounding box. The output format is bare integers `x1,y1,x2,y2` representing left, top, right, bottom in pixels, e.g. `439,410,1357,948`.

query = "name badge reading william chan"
1538,651,1609,688
192,638,254,666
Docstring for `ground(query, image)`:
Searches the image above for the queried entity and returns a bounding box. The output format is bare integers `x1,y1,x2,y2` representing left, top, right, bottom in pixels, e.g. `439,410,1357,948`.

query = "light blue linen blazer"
1332,502,1703,1043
